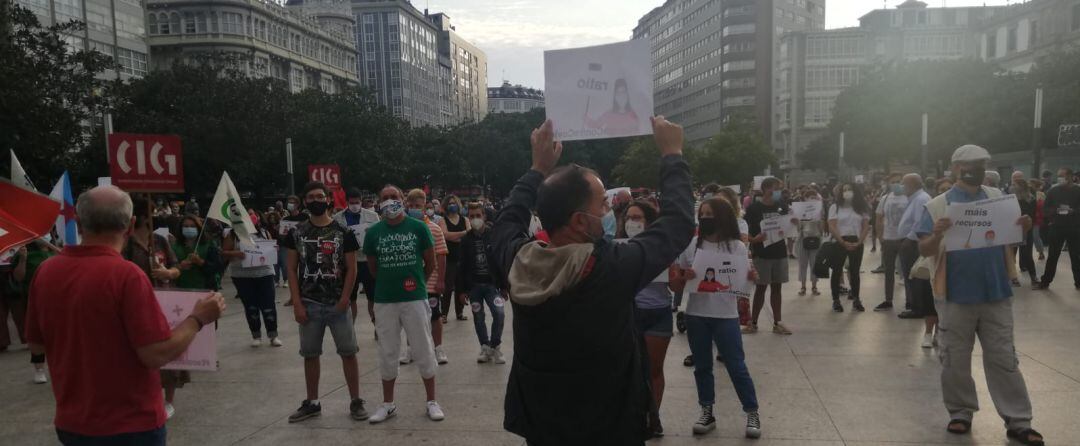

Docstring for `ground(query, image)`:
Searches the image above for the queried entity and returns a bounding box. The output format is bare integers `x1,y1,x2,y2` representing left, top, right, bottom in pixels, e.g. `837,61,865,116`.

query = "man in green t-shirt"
363,184,443,424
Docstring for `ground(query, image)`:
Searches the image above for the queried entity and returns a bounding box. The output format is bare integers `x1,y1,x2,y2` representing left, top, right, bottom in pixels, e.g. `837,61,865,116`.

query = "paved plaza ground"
2,249,1080,445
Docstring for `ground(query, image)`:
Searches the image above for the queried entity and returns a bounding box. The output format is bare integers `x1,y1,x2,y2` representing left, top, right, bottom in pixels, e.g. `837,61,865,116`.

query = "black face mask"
698,217,717,236
959,167,986,187
306,201,329,216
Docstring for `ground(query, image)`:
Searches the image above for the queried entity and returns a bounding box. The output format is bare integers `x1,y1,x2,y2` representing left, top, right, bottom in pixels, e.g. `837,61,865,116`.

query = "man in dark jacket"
489,117,694,445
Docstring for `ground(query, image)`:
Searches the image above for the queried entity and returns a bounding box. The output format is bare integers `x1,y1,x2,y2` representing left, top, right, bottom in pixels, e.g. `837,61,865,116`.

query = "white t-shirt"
828,204,867,238
677,238,748,319
876,193,909,241
737,218,749,238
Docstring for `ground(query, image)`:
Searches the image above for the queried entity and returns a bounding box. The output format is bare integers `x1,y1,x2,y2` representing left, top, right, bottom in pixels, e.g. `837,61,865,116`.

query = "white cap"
951,144,990,163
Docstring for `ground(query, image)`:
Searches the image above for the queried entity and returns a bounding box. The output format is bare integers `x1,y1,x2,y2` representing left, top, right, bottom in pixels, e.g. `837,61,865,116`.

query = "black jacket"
458,228,494,292
489,155,694,445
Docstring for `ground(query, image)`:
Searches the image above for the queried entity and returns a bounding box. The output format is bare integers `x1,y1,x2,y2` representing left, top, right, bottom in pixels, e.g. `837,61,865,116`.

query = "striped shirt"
426,219,448,293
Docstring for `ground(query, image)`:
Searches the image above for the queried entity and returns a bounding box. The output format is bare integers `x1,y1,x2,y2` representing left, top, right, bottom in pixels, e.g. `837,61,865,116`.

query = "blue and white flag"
49,171,79,247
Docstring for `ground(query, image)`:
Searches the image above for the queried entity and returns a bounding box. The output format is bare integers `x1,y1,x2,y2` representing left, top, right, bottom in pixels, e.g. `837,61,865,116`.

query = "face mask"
287,203,297,212
842,191,854,201
698,217,717,236
891,184,903,195
1058,177,1068,185
380,199,404,219
306,201,329,216
448,204,460,214
407,208,424,219
348,204,363,213
625,220,645,238
470,218,485,231
182,227,198,239
959,167,986,187
425,209,435,217
601,210,616,239
771,191,782,202
615,93,628,109
577,211,606,243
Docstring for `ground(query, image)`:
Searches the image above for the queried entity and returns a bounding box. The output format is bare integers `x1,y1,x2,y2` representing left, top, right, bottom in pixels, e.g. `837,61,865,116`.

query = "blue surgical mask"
182,227,198,239
771,191,782,202
448,204,459,214
891,184,903,195
602,210,616,239
407,208,424,219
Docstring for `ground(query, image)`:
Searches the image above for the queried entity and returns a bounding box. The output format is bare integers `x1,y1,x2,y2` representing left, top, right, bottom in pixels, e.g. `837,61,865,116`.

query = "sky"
423,0,1018,89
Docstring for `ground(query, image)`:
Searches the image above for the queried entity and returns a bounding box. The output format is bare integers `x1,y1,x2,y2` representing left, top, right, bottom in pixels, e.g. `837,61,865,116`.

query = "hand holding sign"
651,116,684,156
531,120,564,177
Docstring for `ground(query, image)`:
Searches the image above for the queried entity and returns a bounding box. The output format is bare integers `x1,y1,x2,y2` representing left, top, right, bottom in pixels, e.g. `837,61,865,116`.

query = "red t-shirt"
25,245,171,436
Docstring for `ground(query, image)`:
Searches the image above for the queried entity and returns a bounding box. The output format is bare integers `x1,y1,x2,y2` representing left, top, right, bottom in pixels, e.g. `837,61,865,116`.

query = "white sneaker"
921,332,934,349
476,346,491,363
251,338,262,348
426,400,445,421
368,402,397,424
435,347,449,365
491,345,506,364
33,368,48,384
399,347,412,365
270,337,283,347
165,403,175,420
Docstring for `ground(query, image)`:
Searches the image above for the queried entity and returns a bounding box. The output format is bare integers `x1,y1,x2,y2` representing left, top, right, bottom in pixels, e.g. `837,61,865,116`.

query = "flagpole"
193,220,206,250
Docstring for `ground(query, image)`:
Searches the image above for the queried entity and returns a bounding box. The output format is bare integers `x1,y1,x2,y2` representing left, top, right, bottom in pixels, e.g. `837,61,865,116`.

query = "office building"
634,0,823,146
429,13,488,124
17,0,149,80
975,0,1080,73
488,81,544,114
144,0,358,93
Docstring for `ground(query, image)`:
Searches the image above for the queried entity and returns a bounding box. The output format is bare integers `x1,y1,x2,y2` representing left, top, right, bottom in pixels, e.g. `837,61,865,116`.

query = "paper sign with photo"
157,290,217,371
760,215,793,246
544,39,653,141
790,201,822,221
752,176,768,191
943,195,1023,252
278,220,298,236
684,249,750,298
613,238,668,283
241,239,278,268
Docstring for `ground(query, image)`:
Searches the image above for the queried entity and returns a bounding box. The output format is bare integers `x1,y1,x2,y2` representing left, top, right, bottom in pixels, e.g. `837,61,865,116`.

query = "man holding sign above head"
743,177,793,335
489,117,693,445
916,145,1042,446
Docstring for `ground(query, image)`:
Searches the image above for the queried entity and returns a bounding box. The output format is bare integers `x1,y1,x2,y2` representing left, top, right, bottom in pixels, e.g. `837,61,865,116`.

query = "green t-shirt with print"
362,217,434,303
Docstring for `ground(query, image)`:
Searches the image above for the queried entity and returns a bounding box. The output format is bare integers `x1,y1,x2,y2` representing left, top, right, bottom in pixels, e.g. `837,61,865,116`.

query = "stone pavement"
2,249,1080,445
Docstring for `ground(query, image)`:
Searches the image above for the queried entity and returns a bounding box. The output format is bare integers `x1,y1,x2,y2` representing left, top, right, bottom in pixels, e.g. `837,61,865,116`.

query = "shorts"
752,257,789,285
428,293,442,321
298,300,359,358
352,262,376,302
635,307,674,337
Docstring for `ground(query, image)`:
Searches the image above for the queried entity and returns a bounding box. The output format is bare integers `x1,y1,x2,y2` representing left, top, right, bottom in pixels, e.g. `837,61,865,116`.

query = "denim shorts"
298,300,359,358
635,307,674,337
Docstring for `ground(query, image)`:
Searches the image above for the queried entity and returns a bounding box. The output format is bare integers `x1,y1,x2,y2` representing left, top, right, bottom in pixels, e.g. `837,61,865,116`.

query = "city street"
2,249,1080,445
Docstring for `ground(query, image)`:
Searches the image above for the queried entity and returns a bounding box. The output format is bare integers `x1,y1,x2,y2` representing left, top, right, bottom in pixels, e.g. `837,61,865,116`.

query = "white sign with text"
943,195,1023,252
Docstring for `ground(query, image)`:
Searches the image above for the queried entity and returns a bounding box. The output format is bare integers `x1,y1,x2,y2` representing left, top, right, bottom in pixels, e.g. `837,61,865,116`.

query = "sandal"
1006,427,1044,446
946,419,971,435
798,287,806,296
812,288,820,296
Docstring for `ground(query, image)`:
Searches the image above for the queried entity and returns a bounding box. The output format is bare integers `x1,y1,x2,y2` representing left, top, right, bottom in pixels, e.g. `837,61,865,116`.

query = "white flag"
10,150,34,191
207,172,256,246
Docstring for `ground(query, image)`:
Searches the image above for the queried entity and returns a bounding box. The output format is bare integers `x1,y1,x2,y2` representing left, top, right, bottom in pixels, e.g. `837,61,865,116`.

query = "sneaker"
251,338,262,348
648,411,665,438
897,310,922,319
426,401,445,421
772,322,792,335
368,402,396,424
745,411,762,439
833,300,844,312
441,315,448,324
874,301,893,311
871,266,885,274
852,300,866,312
399,347,412,365
1032,282,1049,291
676,311,687,333
921,332,934,349
798,287,806,296
350,398,369,421
692,405,716,435
477,346,492,363
270,337,283,347
811,287,821,296
165,402,175,420
287,400,321,423
456,314,468,321
435,347,449,365
32,368,47,384
741,324,758,334
491,345,506,364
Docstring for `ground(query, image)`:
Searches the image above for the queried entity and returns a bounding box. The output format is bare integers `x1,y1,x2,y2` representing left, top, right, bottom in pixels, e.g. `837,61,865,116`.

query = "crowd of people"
3,115,1077,446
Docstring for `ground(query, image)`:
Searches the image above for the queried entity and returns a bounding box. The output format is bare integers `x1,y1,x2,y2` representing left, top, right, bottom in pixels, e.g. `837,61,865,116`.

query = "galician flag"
49,171,79,247
207,172,256,246
10,150,34,191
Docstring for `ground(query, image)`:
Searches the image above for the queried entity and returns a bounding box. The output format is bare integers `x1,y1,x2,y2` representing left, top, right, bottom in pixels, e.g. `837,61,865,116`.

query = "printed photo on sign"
544,39,653,141
613,238,668,283
943,195,1023,252
790,201,822,221
157,290,217,371
279,220,298,236
684,249,750,298
242,240,279,268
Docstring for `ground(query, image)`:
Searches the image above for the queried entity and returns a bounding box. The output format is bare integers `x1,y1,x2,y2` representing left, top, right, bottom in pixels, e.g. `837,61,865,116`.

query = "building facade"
975,0,1080,73
774,0,1010,170
633,0,822,146
17,0,149,80
144,0,358,93
429,13,488,124
487,81,544,114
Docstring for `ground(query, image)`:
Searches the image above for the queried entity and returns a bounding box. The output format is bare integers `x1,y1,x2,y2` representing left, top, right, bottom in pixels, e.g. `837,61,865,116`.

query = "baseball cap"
951,145,991,163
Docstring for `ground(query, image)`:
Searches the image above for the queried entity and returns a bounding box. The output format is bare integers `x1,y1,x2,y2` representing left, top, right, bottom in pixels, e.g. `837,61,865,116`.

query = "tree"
611,138,660,189
0,4,115,185
688,116,775,187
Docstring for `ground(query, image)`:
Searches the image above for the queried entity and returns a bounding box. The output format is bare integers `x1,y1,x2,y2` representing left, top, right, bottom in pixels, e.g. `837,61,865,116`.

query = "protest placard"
944,195,1023,252
544,39,653,141
684,248,750,298
613,238,668,283
279,220,298,237
752,176,768,191
241,239,278,268
790,201,823,221
157,290,216,371
724,185,741,194
854,175,866,184
760,215,794,246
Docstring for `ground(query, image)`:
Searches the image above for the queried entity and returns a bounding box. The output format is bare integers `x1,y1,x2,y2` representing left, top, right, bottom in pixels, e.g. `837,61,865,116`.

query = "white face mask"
470,218,485,231
348,204,362,213
842,191,855,201
625,220,645,238
1059,177,1068,185
425,209,435,217
379,199,404,219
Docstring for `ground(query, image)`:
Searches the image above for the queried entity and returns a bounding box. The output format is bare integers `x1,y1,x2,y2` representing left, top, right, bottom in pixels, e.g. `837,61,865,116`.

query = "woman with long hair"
171,215,223,291
676,197,761,438
827,182,870,312
221,212,282,348
796,189,824,296
440,195,470,322
583,78,641,135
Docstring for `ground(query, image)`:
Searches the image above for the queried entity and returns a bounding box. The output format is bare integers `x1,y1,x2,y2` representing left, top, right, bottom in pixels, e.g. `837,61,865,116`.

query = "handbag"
802,236,821,250
813,241,837,279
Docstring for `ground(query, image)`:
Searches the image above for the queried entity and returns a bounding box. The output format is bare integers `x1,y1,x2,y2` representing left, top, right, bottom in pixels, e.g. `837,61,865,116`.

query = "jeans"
469,284,505,347
796,243,819,284
234,275,278,339
1040,224,1080,287
1033,226,1045,255
881,239,902,303
831,236,864,301
298,301,358,358
57,427,166,446
685,316,758,411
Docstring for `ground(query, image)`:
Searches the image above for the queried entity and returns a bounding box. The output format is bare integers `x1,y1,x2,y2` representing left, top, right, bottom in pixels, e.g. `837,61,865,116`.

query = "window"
903,11,915,27
1030,20,1038,46
721,60,754,72
115,11,146,41
805,97,835,125
985,33,997,59
196,13,206,33
1007,26,1017,52
184,12,196,34
148,13,157,35
943,9,957,26
1073,5,1080,31
222,12,243,34
116,48,147,76
86,2,112,33
209,12,218,33
722,24,755,37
